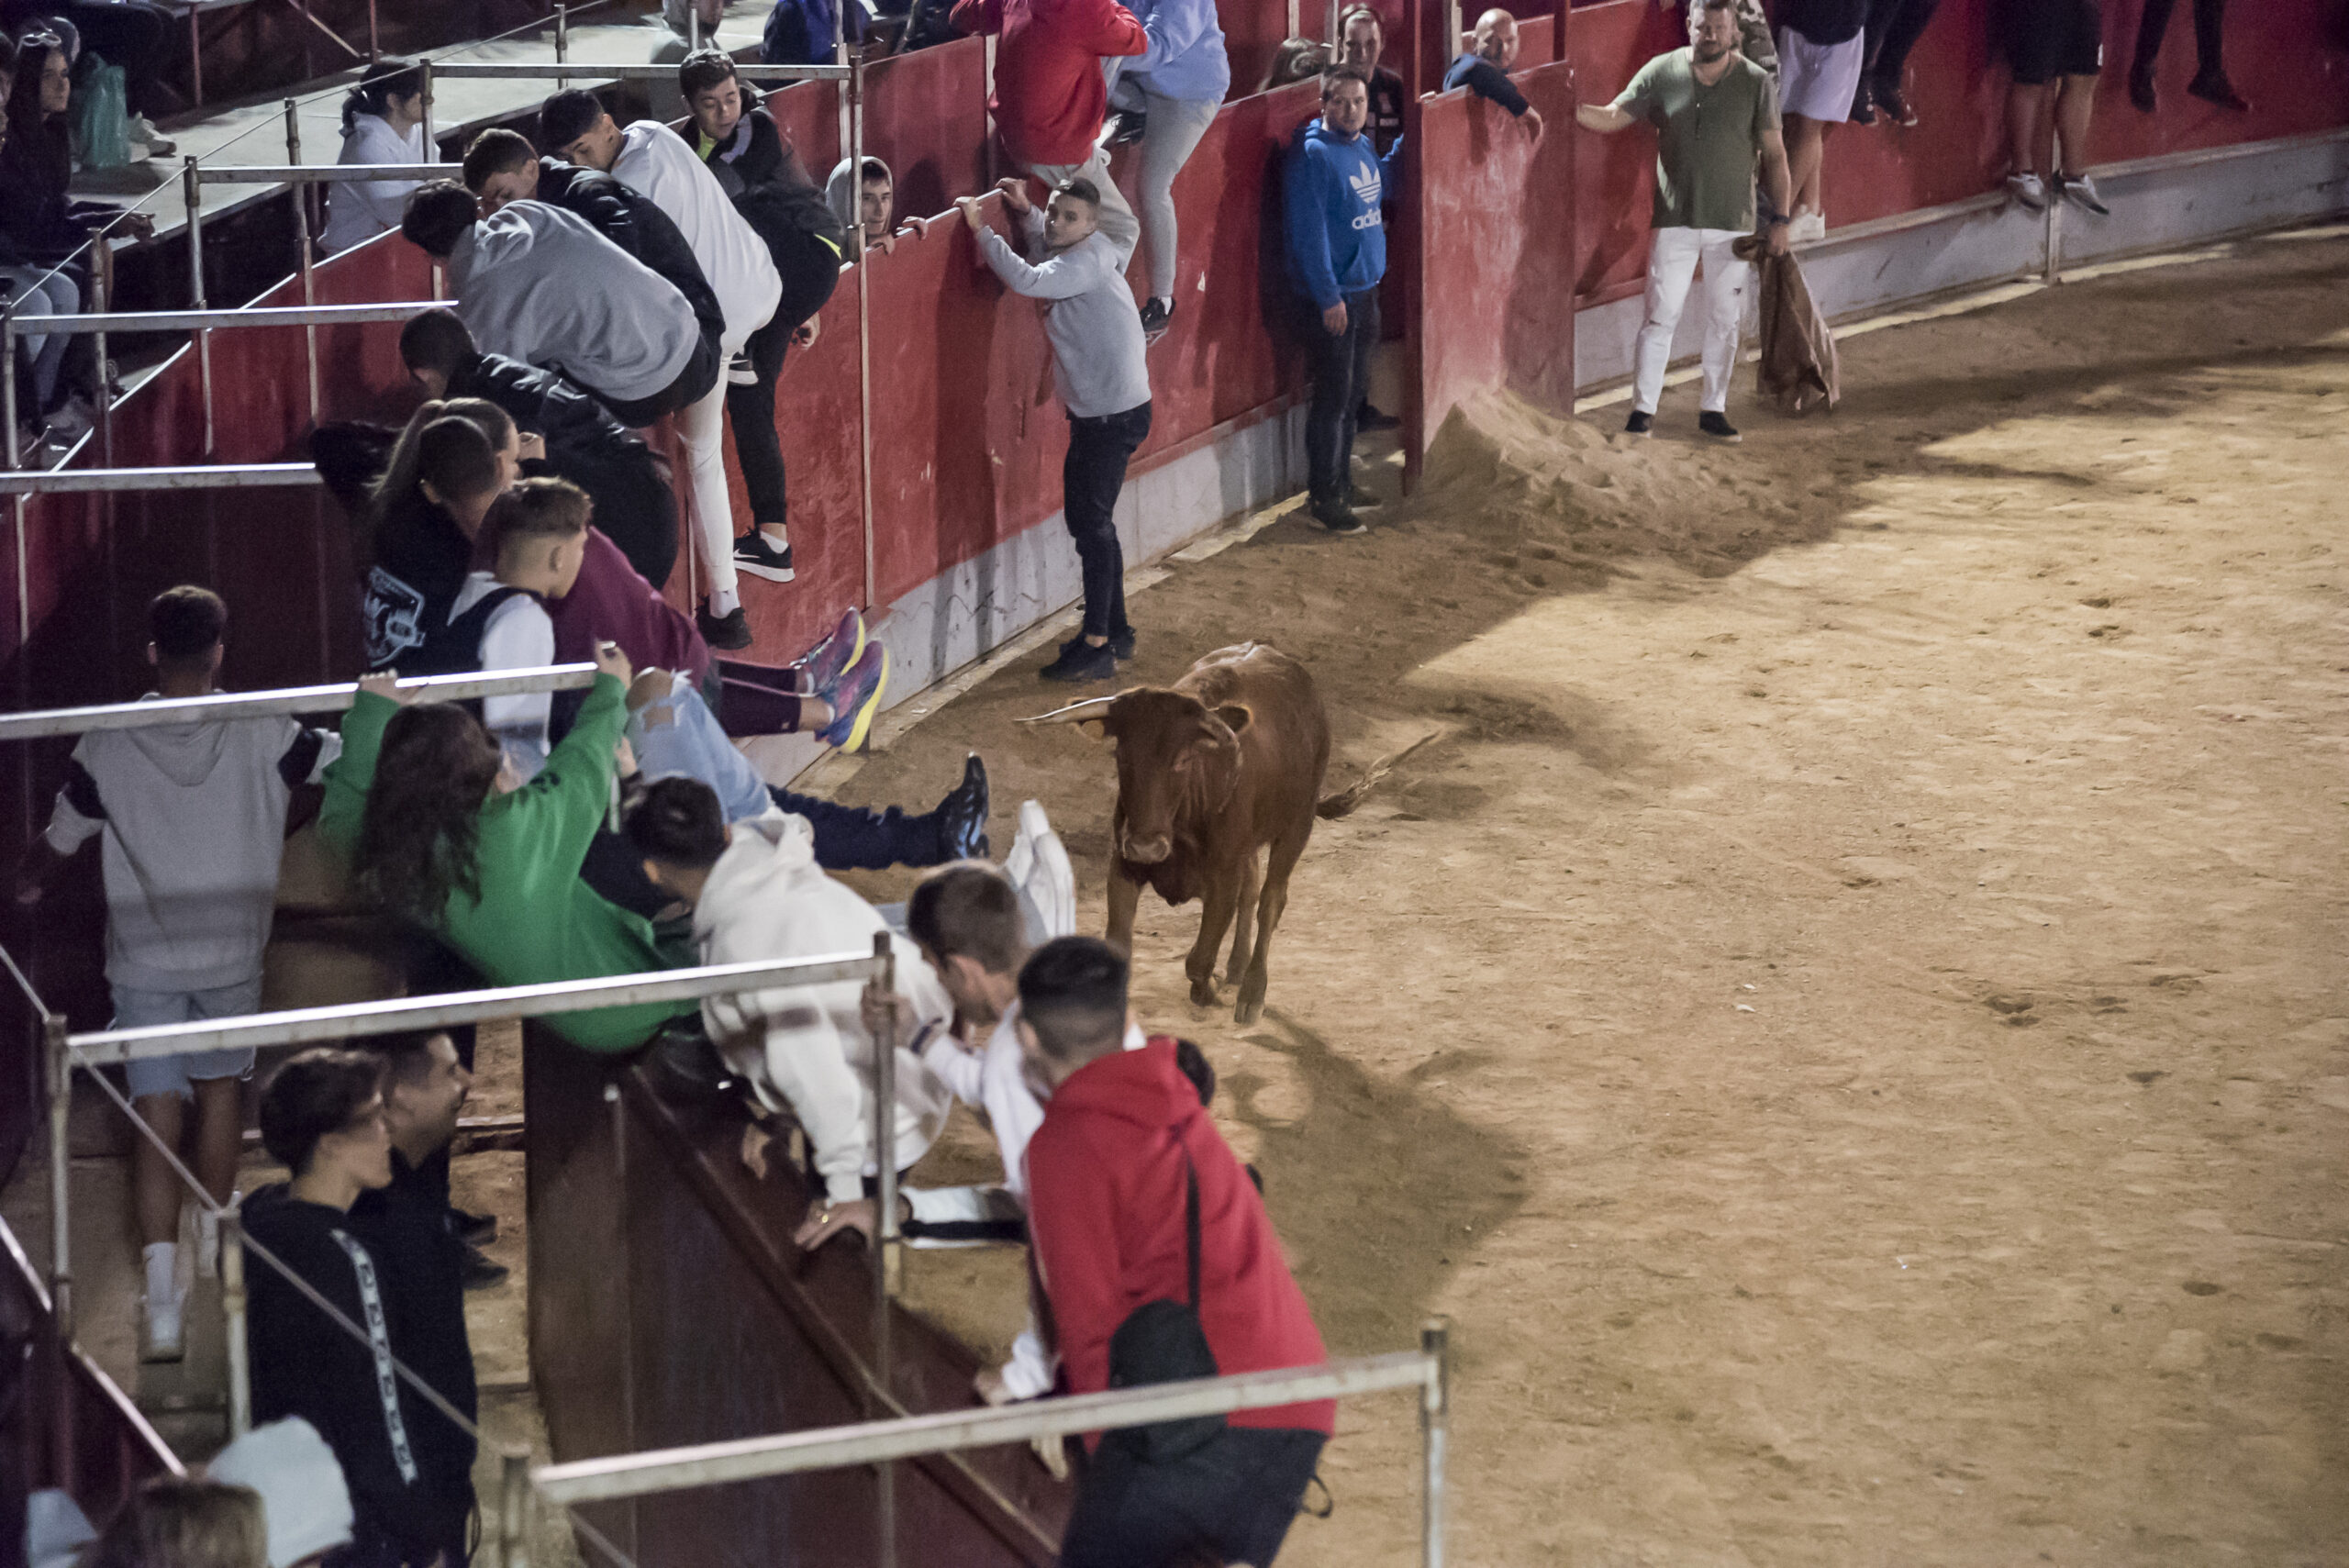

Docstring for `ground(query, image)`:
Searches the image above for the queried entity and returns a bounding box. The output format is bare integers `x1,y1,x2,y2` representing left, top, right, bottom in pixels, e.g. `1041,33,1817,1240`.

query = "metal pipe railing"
196,163,448,183
0,463,323,495
427,61,851,80
0,662,596,741
1,302,447,338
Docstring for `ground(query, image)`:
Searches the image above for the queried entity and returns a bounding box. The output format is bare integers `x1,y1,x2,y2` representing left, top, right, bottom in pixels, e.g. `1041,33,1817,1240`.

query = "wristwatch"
1765,214,1790,228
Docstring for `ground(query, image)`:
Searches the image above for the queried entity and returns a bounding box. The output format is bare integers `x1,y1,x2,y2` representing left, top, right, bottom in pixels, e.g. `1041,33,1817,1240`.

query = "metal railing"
0,662,594,740
0,464,325,496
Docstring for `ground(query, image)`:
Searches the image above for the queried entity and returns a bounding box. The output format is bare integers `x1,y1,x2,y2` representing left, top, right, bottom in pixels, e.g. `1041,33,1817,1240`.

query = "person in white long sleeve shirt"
959,176,1152,685
320,60,434,255
544,93,785,643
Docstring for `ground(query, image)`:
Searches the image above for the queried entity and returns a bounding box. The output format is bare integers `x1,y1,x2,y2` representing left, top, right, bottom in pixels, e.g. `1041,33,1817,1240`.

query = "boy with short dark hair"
13,586,339,1362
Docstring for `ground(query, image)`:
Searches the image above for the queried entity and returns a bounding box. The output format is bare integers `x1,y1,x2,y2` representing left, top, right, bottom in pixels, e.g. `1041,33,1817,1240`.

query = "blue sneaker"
818,640,888,751
801,607,865,697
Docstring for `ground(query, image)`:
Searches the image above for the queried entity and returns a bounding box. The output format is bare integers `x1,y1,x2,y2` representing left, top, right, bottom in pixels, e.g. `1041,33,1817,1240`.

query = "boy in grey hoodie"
14,588,340,1361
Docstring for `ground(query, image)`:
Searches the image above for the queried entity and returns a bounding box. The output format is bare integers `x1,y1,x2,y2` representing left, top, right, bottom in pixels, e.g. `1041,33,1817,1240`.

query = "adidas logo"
1349,167,1383,206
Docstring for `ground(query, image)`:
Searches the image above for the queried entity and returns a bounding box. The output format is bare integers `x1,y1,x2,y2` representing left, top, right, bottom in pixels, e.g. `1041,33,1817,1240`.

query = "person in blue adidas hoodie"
1283,67,1403,536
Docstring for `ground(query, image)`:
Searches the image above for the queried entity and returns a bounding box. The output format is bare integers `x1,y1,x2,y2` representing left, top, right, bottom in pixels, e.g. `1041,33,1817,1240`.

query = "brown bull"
1027,642,1340,1024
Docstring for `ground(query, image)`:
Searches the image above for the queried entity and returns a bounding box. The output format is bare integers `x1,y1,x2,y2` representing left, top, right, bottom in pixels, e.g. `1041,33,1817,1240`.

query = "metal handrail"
0,463,324,495
1,302,445,338
0,662,596,741
429,61,852,80
198,163,448,183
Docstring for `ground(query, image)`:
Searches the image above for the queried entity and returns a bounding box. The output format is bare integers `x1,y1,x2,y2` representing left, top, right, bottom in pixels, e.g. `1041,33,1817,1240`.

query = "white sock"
759,525,789,549
709,586,740,617
144,1241,178,1306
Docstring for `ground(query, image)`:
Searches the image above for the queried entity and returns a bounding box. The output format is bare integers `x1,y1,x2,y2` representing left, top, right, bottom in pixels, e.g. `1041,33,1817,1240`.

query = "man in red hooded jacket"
1019,936,1332,1568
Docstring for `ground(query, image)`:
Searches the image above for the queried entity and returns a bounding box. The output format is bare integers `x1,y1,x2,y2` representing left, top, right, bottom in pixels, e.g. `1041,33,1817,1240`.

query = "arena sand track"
707,230,2348,1567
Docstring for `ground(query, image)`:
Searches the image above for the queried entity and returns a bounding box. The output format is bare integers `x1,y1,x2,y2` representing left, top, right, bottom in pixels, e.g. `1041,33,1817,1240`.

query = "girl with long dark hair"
321,58,435,254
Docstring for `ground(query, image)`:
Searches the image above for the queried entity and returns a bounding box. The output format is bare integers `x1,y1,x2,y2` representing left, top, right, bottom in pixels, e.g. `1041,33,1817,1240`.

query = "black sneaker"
933,753,991,861
734,529,796,583
1105,107,1147,146
1875,80,1915,126
1040,639,1118,683
1625,409,1654,437
1308,497,1367,536
1139,297,1173,344
1698,411,1742,443
1849,75,1875,124
1344,481,1383,510
453,1207,498,1247
698,599,752,650
461,1242,510,1292
1108,625,1136,661
1354,401,1401,432
726,350,757,386
648,1018,736,1097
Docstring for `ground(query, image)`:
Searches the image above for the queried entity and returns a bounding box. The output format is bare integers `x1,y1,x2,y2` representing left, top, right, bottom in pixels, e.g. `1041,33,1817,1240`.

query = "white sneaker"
131,116,176,157
1003,800,1076,943
1788,210,1828,243
2006,172,2048,212
142,1290,185,1362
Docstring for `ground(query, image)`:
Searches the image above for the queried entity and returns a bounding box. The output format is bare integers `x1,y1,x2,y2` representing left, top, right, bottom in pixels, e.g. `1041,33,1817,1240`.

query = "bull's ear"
1214,703,1254,737
1077,717,1111,744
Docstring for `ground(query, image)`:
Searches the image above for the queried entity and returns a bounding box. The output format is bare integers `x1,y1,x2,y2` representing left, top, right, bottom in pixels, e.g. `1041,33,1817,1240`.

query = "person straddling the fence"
1769,0,1864,241
244,1049,475,1566
1017,936,1334,1568
1102,0,1226,342
1575,0,1791,444
681,50,852,592
951,0,1146,265
1444,9,1545,143
540,90,785,653
623,775,963,1228
2130,0,2245,114
959,175,1152,684
400,182,719,434
357,404,516,675
12,587,339,1364
1284,68,1403,538
203,1417,361,1568
1994,0,2110,217
398,307,683,592
319,59,431,257
1850,0,1938,126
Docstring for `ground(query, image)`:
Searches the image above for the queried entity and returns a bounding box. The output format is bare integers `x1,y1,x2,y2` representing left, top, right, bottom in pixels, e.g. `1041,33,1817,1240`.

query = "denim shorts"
115,977,263,1102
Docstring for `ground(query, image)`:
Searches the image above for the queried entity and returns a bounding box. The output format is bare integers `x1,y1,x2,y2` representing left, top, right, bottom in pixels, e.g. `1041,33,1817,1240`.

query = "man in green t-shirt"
1576,0,1793,444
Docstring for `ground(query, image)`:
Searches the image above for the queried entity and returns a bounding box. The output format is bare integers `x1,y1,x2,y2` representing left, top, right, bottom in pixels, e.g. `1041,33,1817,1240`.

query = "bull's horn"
1018,695,1122,725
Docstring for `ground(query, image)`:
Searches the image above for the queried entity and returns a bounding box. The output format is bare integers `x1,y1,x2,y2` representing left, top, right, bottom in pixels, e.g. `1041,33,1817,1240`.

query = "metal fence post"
45,1015,72,1340
420,57,436,160
870,927,899,1568
556,4,569,87
92,257,112,469
287,99,321,422
4,295,20,472
493,1446,531,1568
851,57,876,614
1420,1317,1451,1568
222,1206,251,1438
183,157,214,458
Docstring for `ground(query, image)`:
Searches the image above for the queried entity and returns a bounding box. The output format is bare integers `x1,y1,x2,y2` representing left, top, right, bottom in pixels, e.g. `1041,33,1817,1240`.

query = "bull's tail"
1316,730,1441,819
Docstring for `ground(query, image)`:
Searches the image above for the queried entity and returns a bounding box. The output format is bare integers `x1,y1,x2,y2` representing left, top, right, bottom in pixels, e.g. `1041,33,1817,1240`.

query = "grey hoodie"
824,154,892,258
43,708,340,992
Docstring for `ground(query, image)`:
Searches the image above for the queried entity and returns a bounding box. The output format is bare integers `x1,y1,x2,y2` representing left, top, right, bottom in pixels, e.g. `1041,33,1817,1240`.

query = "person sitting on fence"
244,1050,476,1568
398,181,719,433
1099,0,1225,344
13,586,340,1365
1772,0,1865,241
397,307,683,592
1993,0,2110,217
825,153,929,256
623,774,964,1225
1017,936,1334,1568
202,1417,360,1568
951,0,1146,266
73,1475,267,1568
960,176,1151,684
680,50,852,593
539,89,785,652
319,59,432,257
1444,9,1545,142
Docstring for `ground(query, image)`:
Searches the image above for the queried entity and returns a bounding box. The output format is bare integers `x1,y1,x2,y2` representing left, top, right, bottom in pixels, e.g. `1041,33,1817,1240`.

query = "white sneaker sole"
734,557,796,583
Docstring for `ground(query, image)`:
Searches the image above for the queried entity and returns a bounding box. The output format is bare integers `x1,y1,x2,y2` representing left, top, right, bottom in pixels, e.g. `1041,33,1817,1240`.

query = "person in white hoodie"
624,776,959,1236
12,587,340,1362
319,59,435,256
541,90,785,649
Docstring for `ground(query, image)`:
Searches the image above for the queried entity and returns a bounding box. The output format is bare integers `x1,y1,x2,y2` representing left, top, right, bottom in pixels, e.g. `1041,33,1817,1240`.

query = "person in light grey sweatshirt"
959,175,1151,684
399,181,718,427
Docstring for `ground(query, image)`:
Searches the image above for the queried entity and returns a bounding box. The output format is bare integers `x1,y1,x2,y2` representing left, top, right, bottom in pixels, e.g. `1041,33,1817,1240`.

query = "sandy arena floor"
815,229,2349,1567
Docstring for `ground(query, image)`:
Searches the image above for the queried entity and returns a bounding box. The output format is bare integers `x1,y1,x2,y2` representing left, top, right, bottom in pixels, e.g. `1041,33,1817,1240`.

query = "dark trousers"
1863,0,1941,84
2133,0,2226,76
1302,287,1377,506
771,787,943,871
727,226,843,528
1063,401,1151,641
1059,1426,1326,1568
556,441,679,590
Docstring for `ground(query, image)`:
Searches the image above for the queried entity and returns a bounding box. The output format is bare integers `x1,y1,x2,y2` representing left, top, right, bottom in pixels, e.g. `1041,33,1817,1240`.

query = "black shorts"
1996,0,2103,84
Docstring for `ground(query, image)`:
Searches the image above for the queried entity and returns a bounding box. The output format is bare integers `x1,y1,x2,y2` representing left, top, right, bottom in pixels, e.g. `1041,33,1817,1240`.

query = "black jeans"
2133,0,2227,77
1064,401,1152,642
769,787,947,871
727,225,843,528
1864,0,1942,86
1302,287,1377,506
1059,1425,1326,1568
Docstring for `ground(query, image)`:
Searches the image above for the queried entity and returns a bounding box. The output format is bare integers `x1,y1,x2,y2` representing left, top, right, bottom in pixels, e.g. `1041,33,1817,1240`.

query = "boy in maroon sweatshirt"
1018,936,1331,1568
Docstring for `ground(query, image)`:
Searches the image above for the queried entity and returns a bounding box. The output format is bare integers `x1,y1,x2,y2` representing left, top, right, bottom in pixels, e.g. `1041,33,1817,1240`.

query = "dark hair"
1017,936,1129,1063
259,1049,384,1174
1319,64,1371,101
538,88,606,152
858,157,890,183
367,1030,449,1090
341,57,424,136
1052,176,1102,211
623,776,728,872
81,1476,267,1568
461,126,536,191
1339,4,1382,35
400,180,479,258
907,862,1025,977
415,416,501,505
437,395,516,452
484,476,591,562
398,307,476,378
149,585,227,663
6,30,65,151
353,704,504,916
1259,37,1330,91
678,47,740,99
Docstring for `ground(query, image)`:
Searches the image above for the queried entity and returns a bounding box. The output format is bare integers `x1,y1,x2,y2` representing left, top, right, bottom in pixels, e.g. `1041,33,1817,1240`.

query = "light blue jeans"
115,976,263,1102
629,675,773,823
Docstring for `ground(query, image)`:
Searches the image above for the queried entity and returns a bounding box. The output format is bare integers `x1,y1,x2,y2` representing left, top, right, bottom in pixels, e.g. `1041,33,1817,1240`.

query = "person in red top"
1018,936,1331,1568
950,0,1147,266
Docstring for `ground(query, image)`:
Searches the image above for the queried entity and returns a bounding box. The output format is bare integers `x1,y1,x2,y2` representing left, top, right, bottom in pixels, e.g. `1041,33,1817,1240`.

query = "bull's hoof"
1232,998,1263,1025
1188,977,1220,1009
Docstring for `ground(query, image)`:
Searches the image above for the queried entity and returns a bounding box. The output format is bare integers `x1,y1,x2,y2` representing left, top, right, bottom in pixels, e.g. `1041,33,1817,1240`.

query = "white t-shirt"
611,120,782,351
320,113,434,255
451,573,555,776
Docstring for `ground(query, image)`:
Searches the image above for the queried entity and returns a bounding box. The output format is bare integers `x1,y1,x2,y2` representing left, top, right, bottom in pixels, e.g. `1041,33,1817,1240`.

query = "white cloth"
612,120,782,352
206,1418,357,1568
319,112,433,254
674,375,739,598
1775,26,1865,121
450,573,555,774
695,809,957,1202
450,201,699,403
977,205,1151,419
1633,225,1752,416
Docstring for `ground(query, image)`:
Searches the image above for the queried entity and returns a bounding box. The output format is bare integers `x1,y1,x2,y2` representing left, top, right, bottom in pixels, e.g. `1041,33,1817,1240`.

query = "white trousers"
675,377,738,599
1632,226,1753,416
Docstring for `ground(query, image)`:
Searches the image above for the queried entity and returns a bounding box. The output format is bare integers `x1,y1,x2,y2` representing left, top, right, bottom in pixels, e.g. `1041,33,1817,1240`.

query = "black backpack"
1103,1146,1225,1463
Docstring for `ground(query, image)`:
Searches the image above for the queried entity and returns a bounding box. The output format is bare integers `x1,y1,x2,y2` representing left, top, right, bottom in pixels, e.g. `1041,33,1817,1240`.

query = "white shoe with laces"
2006,172,2048,212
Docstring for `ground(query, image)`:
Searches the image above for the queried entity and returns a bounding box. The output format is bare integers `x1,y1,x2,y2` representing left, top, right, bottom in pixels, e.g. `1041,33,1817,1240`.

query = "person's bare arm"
1758,127,1793,254
1576,103,1635,133
1523,106,1545,145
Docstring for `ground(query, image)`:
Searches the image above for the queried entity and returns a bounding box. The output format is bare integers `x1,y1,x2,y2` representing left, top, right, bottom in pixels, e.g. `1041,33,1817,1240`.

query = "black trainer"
734,529,796,583
1698,410,1742,443
1041,639,1118,683
1309,496,1367,535
1344,481,1383,510
1108,625,1136,661
697,599,752,650
453,1207,498,1247
1139,297,1173,343
933,753,991,860
461,1242,510,1292
1625,409,1654,437
1105,107,1147,145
